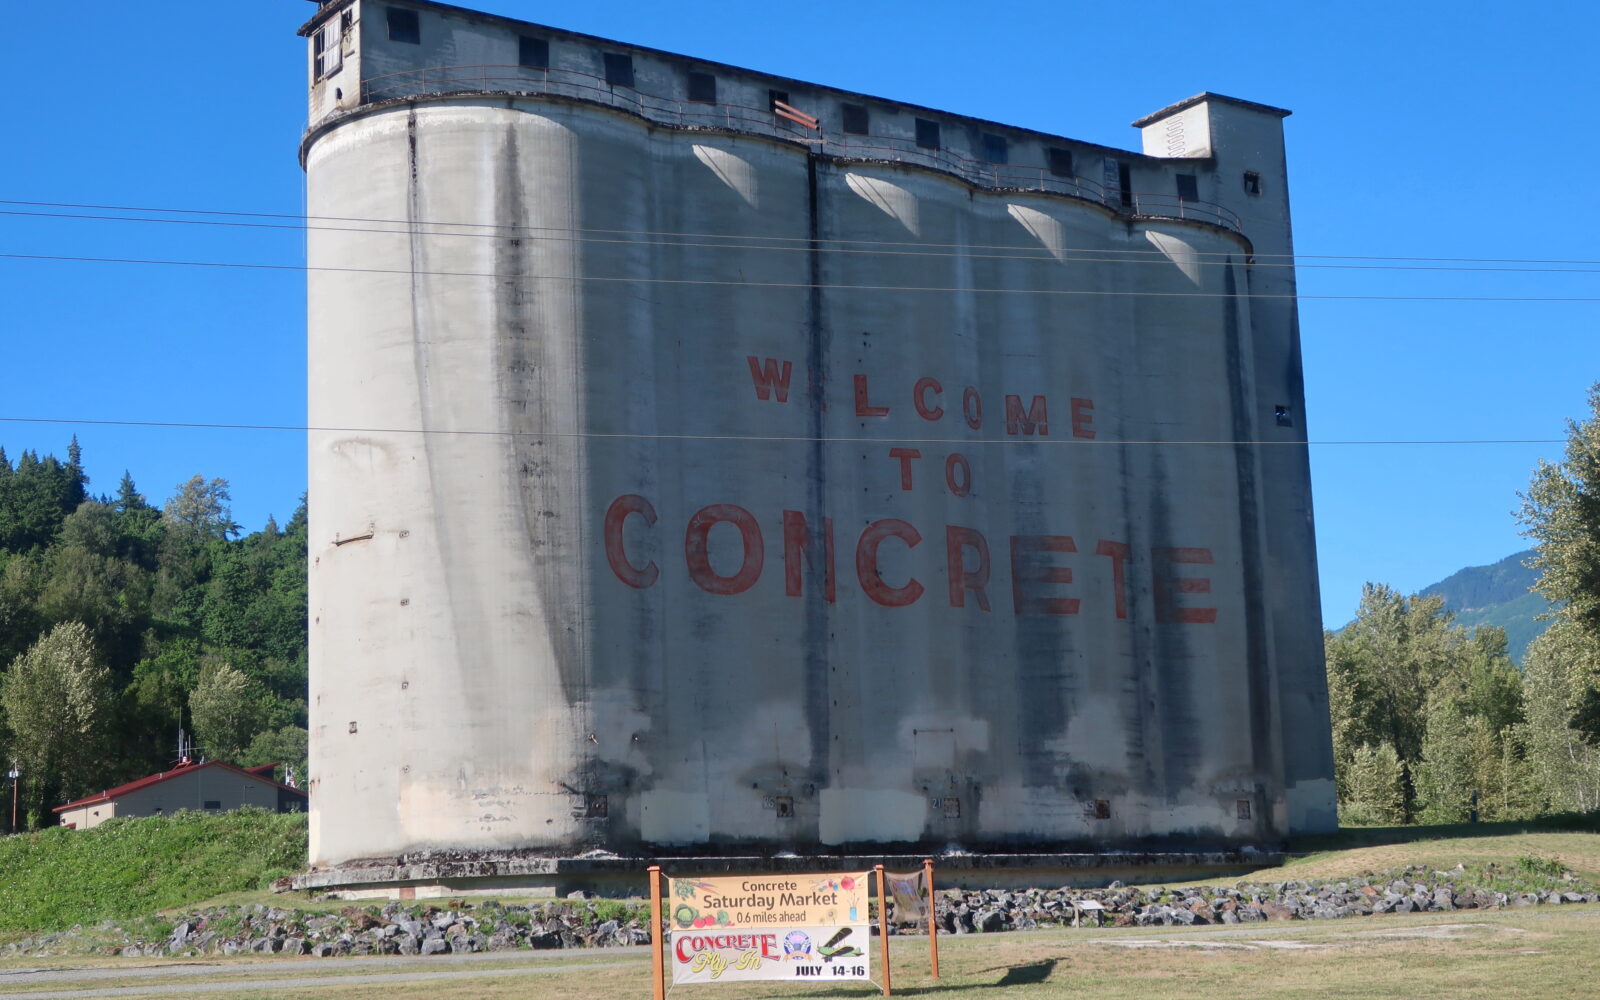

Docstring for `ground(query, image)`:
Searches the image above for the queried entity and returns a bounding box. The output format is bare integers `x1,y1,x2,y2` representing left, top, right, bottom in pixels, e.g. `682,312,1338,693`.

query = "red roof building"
54,761,308,830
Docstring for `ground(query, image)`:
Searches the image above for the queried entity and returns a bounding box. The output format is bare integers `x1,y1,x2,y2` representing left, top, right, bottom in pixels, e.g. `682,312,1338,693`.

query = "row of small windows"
1172,172,1265,199
381,8,1285,192
379,7,1056,166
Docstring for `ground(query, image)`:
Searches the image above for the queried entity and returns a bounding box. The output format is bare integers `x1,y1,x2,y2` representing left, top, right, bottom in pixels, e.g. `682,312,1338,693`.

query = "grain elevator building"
297,0,1336,883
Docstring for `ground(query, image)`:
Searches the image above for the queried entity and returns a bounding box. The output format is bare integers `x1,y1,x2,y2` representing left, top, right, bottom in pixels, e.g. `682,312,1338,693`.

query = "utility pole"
7,763,19,835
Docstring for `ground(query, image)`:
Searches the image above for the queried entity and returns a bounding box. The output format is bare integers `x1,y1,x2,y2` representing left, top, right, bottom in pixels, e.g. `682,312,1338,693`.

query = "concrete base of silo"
283,848,1287,900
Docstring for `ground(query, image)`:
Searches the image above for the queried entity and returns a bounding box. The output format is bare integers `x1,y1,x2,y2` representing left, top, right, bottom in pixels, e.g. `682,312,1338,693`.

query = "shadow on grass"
988,959,1058,987
884,958,1064,995
1290,811,1600,854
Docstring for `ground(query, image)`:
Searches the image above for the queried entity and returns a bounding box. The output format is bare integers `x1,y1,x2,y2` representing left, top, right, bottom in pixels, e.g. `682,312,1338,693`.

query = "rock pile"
2,863,1593,959
2,898,652,959
917,864,1598,934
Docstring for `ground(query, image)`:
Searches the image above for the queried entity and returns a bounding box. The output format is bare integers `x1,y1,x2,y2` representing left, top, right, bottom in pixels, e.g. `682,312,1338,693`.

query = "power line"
0,415,1564,448
6,252,1600,302
7,206,1600,276
6,198,1600,268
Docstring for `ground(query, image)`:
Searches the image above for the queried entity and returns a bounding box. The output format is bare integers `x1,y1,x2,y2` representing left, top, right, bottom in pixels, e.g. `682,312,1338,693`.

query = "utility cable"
5,252,1600,302
0,415,1564,448
6,207,1600,276
6,198,1600,268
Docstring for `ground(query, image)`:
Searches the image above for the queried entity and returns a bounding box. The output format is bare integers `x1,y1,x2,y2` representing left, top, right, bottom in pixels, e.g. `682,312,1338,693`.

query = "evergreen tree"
0,446,88,552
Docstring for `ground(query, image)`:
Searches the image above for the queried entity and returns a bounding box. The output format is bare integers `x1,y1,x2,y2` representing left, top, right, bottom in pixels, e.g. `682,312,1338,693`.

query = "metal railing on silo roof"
356,65,1243,235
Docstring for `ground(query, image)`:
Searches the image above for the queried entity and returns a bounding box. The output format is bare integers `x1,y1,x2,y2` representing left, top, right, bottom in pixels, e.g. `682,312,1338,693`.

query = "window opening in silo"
204,800,222,810
320,20,343,78
1176,173,1199,203
1236,799,1252,820
604,52,634,88
1243,170,1262,195
386,7,420,44
981,134,1008,164
585,794,609,818
1117,162,1132,209
915,118,940,150
519,36,549,69
340,10,353,35
688,71,717,103
942,797,962,819
774,796,795,818
1091,799,1111,819
314,31,328,80
1274,405,1292,427
1048,147,1074,177
768,89,790,112
841,103,869,135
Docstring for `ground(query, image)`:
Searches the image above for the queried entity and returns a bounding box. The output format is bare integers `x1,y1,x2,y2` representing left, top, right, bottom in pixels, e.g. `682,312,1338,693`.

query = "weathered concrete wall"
301,1,1334,868
1138,97,1337,834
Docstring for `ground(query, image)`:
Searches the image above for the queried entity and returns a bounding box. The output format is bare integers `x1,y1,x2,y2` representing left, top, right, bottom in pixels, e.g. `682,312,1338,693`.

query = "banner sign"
885,869,929,924
667,872,871,984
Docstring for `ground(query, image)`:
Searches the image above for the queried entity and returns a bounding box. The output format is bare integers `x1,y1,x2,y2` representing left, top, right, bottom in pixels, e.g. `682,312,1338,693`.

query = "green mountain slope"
1418,550,1554,663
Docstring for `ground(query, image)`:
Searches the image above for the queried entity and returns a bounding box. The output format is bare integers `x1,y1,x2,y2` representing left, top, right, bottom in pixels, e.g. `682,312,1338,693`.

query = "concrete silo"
297,0,1334,894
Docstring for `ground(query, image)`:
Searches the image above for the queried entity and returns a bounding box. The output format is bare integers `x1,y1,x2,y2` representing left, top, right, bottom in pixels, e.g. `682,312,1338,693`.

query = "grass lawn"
3,907,1596,999
4,818,1599,998
1252,819,1600,887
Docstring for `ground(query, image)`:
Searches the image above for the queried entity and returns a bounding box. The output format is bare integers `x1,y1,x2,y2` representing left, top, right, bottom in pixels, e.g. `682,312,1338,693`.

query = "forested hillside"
1419,550,1553,663
0,441,306,830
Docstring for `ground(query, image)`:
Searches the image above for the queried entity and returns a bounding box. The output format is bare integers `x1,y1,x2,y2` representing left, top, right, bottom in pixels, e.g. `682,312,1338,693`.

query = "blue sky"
2,0,1595,626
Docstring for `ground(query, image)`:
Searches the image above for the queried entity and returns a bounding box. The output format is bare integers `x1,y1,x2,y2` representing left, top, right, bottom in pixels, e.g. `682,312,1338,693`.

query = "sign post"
875,866,891,996
649,865,666,1000
923,858,939,979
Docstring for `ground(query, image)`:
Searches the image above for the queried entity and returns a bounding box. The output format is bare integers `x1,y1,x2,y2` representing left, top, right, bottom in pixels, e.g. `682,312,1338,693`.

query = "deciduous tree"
1339,742,1406,826
1518,382,1600,740
188,661,262,763
1521,621,1600,813
164,476,240,540
0,622,113,824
